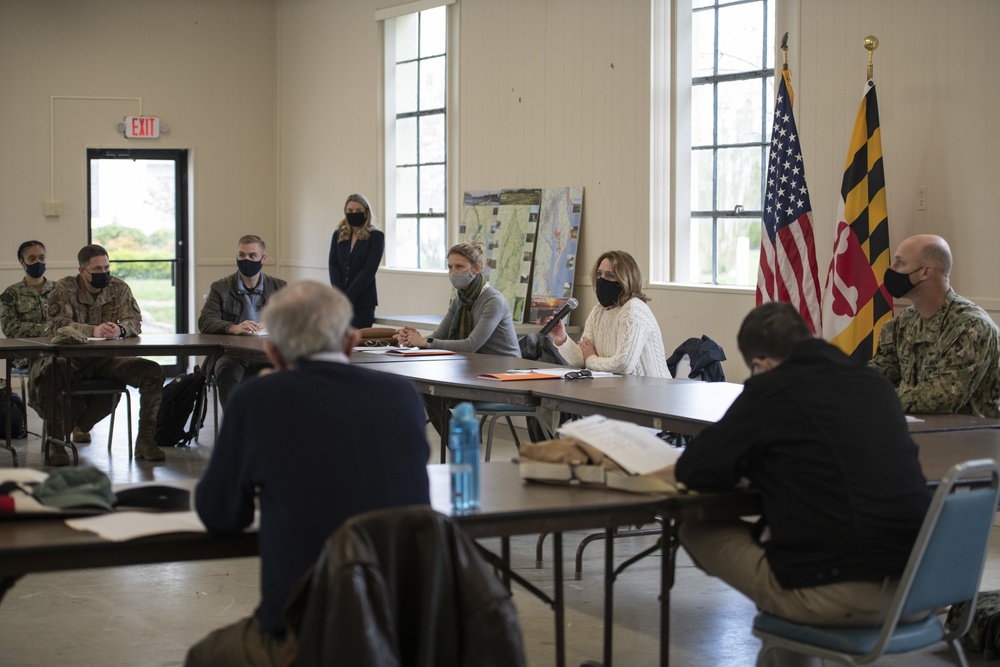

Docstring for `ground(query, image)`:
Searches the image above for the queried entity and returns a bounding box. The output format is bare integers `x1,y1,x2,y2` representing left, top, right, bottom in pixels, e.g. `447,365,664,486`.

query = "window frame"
652,0,776,287
377,0,459,272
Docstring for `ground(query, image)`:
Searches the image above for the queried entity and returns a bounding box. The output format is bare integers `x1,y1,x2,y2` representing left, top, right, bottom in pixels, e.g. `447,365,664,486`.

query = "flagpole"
780,31,789,71
864,35,879,80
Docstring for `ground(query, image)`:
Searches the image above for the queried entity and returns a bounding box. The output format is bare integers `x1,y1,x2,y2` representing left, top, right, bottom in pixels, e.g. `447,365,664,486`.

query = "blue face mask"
24,262,46,279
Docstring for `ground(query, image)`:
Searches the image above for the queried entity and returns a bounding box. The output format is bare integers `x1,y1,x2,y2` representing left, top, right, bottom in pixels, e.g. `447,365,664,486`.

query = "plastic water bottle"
449,402,481,513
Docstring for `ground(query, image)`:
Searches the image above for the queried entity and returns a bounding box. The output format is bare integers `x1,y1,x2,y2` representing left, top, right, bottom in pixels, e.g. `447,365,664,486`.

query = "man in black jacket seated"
186,280,431,667
676,302,931,632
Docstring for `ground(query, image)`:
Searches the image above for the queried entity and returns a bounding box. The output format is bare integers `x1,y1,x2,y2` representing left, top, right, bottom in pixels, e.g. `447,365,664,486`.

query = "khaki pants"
679,519,900,626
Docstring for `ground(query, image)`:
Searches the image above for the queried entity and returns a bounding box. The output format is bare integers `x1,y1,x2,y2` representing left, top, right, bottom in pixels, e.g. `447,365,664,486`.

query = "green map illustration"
460,187,584,324
529,187,584,324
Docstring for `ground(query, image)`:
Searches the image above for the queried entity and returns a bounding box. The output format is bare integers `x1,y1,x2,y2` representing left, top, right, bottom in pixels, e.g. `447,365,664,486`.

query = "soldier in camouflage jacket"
30,244,166,464
870,234,1000,418
0,240,52,370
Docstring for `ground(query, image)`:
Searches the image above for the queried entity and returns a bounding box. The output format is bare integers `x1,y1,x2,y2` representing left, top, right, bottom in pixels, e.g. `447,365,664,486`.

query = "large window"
382,4,449,270
663,0,774,285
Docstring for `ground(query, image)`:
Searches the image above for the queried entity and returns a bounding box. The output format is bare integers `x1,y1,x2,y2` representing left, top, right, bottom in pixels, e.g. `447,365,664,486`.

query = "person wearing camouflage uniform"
869,234,1000,418
0,240,53,369
30,244,165,465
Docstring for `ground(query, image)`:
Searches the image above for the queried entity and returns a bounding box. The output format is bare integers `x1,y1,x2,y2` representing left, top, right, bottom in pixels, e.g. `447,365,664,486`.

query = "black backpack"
154,369,207,447
0,393,27,440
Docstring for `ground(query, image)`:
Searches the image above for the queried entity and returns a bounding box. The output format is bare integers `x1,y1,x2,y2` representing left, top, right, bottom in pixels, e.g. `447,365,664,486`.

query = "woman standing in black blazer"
328,193,384,328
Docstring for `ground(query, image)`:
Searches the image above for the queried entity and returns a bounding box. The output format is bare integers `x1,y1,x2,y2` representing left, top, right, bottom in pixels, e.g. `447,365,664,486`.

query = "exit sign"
123,116,160,139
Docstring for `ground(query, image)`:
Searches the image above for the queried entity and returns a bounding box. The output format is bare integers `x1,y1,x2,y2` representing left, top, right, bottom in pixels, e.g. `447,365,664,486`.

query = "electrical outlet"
43,201,62,217
916,186,927,211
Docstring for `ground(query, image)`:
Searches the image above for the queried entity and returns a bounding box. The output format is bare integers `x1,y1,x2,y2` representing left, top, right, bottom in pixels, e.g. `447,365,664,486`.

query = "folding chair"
753,458,1000,666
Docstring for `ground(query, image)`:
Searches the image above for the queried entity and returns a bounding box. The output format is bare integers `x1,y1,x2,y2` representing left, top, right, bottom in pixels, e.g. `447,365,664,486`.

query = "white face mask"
449,270,475,290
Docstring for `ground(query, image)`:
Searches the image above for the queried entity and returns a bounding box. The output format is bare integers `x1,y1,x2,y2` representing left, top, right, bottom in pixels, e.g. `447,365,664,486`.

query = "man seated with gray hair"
187,281,431,666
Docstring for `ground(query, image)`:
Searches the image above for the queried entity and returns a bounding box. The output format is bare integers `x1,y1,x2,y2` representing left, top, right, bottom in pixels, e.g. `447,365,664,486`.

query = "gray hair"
261,281,353,365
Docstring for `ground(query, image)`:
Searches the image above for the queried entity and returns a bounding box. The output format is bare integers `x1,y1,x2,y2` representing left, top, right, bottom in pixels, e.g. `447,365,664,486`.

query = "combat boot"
46,443,71,466
135,417,165,461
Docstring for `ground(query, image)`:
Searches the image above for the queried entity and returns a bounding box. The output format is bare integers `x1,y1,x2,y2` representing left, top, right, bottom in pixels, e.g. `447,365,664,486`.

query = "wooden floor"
2,390,999,666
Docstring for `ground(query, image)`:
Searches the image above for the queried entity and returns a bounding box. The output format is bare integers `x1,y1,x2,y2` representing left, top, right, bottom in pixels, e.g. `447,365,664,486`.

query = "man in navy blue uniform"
186,280,431,666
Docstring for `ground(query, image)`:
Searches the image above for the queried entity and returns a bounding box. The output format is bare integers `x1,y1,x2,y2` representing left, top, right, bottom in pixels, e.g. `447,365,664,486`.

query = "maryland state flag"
821,80,893,361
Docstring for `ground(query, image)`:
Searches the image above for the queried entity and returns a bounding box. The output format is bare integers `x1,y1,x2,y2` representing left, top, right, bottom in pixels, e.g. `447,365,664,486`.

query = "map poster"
486,189,541,323
459,190,500,246
529,187,584,324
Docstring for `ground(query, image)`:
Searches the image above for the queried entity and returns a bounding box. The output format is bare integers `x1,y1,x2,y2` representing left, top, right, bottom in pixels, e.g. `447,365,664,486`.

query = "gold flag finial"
781,32,789,71
864,35,879,80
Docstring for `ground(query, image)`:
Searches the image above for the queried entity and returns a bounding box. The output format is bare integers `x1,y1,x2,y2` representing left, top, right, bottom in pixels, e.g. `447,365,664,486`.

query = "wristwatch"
118,325,126,338
425,337,434,348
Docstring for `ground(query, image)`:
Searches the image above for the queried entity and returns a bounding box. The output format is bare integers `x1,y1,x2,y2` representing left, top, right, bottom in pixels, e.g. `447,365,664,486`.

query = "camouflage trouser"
29,356,164,442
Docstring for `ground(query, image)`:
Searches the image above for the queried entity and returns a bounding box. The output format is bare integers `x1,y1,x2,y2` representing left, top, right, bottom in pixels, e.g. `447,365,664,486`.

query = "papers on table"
385,347,455,356
65,508,261,542
478,370,561,381
905,415,924,423
66,511,207,542
537,368,617,379
480,368,618,380
558,414,680,475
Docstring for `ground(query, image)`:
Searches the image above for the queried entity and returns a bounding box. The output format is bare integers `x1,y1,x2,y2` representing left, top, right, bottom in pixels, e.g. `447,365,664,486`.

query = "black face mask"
87,271,111,290
596,277,623,308
346,211,367,228
883,267,924,299
24,262,45,279
237,259,263,278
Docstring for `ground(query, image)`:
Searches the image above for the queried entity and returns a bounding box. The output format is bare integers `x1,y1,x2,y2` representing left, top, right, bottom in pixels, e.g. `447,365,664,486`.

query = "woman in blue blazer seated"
328,193,384,328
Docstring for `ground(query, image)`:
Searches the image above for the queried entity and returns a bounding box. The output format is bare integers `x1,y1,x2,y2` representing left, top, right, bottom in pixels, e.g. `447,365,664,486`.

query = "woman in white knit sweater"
546,250,670,377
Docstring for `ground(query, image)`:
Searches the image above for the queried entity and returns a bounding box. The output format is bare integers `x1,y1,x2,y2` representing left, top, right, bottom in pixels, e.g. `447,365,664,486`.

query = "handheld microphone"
539,298,579,336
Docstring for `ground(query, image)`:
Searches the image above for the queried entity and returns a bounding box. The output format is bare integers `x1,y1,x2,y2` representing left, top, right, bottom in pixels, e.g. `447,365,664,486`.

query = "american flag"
756,69,821,333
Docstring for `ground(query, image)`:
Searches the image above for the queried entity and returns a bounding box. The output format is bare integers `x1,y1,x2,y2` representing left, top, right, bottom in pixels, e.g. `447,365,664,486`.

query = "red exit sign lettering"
124,116,160,139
